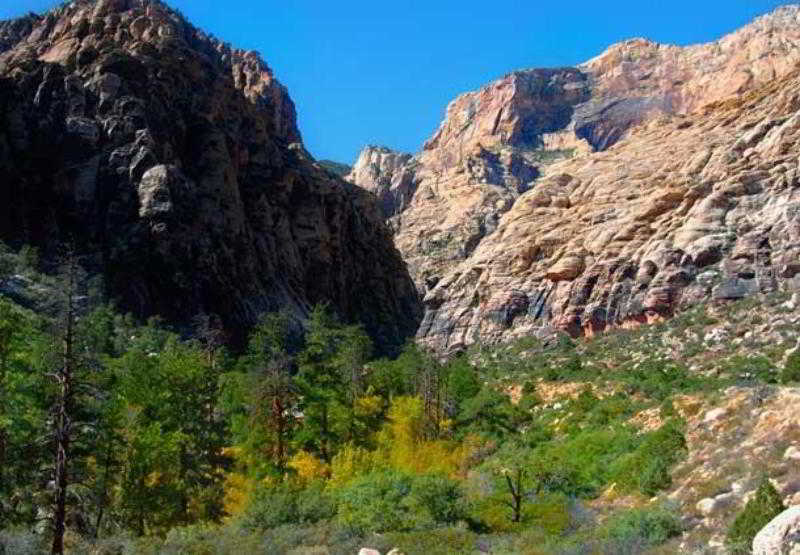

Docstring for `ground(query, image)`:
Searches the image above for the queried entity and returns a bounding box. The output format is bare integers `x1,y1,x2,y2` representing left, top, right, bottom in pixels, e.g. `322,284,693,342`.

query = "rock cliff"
347,5,800,353
0,0,420,349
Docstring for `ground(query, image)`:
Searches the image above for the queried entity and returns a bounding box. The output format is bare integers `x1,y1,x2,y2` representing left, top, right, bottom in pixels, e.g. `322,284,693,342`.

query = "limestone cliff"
0,0,420,349
348,5,800,353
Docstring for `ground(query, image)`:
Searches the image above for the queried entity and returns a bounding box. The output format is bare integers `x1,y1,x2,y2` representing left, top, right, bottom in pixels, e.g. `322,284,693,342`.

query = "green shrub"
623,358,706,400
385,528,476,555
335,471,465,534
722,355,778,384
726,476,785,553
404,474,466,527
0,529,43,555
610,418,687,495
602,504,682,549
781,351,800,384
16,245,38,274
241,481,336,530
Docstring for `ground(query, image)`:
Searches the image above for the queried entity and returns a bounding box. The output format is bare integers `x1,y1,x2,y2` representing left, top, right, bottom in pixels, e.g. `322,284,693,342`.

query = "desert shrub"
562,391,637,431
601,503,682,550
127,524,267,555
15,244,38,274
240,481,336,530
531,427,639,498
0,530,43,555
726,476,785,553
622,358,708,399
722,355,778,384
781,350,800,384
610,418,686,496
403,474,467,527
335,471,465,534
384,528,477,555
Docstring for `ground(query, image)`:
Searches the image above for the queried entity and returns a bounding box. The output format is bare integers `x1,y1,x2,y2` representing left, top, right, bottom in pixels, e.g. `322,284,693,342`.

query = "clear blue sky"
2,1,790,163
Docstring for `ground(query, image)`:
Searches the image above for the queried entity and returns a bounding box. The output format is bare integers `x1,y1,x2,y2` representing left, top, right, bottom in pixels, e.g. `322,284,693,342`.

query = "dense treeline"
0,247,690,554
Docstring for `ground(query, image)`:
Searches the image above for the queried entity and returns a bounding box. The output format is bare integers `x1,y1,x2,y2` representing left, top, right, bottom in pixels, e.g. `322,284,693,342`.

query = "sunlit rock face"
0,0,421,351
348,6,800,354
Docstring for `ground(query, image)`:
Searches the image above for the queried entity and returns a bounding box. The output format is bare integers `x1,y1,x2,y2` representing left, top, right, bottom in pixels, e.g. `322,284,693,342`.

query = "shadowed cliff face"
345,5,800,354
0,0,420,350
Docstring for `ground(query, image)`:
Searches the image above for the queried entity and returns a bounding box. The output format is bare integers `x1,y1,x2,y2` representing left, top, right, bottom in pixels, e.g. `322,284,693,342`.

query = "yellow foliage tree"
288,450,330,485
328,443,377,489
375,396,464,477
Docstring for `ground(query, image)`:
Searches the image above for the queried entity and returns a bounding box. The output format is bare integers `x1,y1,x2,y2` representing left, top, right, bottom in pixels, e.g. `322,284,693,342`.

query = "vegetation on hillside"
0,242,795,553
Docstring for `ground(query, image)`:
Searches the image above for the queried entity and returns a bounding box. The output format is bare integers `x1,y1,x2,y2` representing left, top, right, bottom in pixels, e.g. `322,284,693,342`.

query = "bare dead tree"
51,251,82,555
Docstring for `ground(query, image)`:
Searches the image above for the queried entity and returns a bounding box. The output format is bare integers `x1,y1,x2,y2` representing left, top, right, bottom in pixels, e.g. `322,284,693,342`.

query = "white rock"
697,497,717,516
704,407,727,423
697,493,735,516
784,446,800,461
359,549,381,555
752,505,800,555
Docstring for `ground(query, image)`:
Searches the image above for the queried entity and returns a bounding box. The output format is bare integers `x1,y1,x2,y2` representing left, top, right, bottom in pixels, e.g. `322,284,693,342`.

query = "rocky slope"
348,5,800,354
0,0,420,348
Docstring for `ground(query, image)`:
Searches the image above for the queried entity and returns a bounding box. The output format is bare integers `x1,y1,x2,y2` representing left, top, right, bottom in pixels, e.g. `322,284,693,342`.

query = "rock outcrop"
753,506,800,554
346,145,415,218
348,5,800,354
0,0,420,349
419,67,800,352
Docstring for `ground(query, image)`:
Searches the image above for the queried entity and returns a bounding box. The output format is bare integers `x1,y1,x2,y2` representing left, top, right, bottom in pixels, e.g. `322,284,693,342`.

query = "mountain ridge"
0,0,421,351
346,4,800,354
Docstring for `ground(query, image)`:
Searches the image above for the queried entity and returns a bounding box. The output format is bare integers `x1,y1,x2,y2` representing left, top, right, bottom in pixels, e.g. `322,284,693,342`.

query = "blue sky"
2,1,790,163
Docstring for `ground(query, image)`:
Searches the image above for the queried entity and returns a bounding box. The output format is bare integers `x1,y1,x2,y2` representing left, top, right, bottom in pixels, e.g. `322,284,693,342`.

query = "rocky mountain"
0,0,420,349
347,5,800,354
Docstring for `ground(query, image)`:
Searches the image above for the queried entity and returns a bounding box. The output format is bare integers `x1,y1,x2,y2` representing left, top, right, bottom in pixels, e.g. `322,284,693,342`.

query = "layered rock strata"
347,5,800,353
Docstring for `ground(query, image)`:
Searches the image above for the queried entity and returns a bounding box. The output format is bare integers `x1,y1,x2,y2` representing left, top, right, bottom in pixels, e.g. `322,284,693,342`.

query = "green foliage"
16,245,39,275
610,418,687,496
781,350,800,384
601,504,683,550
721,355,778,384
726,476,785,553
457,387,532,439
335,471,465,534
241,481,335,530
623,358,708,400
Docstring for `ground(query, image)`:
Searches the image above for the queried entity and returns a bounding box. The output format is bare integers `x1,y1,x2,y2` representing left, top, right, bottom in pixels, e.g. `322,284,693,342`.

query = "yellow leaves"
353,394,383,419
328,443,377,489
145,471,164,488
288,450,330,485
222,471,254,519
374,396,463,478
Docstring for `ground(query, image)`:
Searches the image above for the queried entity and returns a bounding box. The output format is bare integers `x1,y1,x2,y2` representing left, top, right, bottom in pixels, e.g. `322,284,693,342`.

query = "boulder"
753,505,800,555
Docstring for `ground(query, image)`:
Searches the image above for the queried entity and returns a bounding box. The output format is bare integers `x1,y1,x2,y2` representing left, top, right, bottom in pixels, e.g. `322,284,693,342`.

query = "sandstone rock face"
346,145,415,218
348,69,586,291
419,68,800,352
752,505,800,555
0,0,419,349
347,5,800,354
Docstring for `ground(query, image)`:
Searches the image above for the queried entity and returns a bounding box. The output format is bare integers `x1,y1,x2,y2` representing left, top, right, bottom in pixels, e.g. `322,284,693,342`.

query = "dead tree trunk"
51,255,78,555
504,468,524,523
